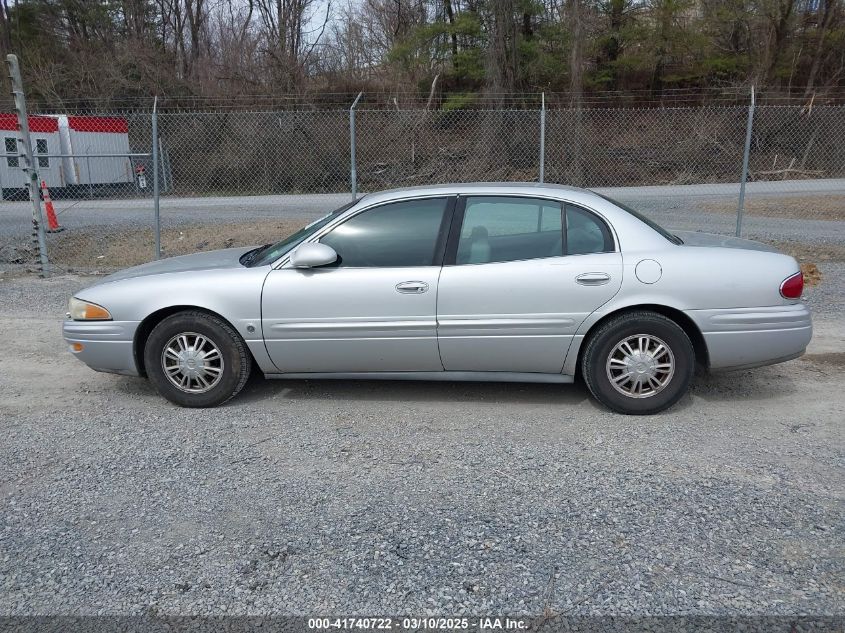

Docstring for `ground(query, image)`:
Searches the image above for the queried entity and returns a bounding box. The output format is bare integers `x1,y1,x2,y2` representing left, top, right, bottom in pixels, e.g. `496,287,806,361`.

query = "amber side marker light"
71,343,84,352
82,304,110,319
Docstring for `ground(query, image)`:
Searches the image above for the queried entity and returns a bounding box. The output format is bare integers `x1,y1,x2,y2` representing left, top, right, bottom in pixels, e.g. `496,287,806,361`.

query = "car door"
437,196,623,374
261,196,454,373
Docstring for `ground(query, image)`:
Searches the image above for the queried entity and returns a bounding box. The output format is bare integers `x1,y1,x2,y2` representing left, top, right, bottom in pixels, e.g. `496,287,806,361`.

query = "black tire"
144,311,251,407
581,310,694,415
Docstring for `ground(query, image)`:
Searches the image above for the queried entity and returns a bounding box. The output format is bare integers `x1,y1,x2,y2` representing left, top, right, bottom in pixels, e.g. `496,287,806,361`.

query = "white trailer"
0,113,63,194
56,116,133,186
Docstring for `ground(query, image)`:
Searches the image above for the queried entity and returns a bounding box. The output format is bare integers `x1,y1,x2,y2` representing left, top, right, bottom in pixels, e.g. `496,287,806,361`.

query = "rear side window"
595,192,682,244
457,196,563,264
320,197,449,267
566,204,614,255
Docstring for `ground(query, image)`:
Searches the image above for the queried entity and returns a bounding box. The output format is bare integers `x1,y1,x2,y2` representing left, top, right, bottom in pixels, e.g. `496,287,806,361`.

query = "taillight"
780,271,804,299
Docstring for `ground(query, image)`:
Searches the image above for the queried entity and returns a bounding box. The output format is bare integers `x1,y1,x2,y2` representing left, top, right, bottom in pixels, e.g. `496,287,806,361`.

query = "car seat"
467,225,492,263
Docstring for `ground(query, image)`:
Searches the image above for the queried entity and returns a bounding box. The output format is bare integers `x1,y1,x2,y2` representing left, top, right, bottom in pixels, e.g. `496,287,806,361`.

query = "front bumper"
685,303,812,371
63,320,141,376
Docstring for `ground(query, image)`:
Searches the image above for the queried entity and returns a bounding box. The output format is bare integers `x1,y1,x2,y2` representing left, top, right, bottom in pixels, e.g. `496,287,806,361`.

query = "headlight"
68,297,112,321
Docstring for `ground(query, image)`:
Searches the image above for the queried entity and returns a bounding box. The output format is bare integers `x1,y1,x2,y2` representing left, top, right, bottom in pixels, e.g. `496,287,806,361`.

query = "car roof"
358,182,601,206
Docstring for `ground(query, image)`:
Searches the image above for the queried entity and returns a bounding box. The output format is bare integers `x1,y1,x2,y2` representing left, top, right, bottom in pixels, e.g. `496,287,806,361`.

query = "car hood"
93,246,257,285
674,231,780,253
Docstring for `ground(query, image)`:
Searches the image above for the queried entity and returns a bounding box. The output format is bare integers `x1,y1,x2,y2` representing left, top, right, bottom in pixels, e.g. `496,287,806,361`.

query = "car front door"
436,196,623,374
261,196,454,373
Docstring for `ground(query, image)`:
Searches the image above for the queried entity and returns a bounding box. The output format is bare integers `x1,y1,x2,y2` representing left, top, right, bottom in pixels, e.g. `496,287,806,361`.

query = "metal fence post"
159,137,169,193
85,147,93,199
6,54,49,276
539,93,546,183
736,86,756,237
152,96,161,259
350,92,362,200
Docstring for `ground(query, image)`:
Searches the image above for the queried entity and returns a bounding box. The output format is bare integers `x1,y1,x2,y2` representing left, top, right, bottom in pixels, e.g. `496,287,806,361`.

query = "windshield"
245,201,357,267
595,193,683,245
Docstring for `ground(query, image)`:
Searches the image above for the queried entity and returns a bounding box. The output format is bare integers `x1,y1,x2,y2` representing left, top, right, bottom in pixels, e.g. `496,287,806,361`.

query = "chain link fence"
1,104,843,275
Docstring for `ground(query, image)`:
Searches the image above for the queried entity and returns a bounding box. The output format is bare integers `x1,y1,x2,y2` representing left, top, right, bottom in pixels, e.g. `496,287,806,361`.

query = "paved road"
1,179,844,244
598,178,845,198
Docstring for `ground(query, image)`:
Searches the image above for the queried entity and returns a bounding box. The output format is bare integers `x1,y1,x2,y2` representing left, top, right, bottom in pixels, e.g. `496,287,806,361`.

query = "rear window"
596,193,683,245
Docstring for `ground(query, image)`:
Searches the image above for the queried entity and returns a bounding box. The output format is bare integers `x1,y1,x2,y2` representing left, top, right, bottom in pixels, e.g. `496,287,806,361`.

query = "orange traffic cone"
41,181,63,233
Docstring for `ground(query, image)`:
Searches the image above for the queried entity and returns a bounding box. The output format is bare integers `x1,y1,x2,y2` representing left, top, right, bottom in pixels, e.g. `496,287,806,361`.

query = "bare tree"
253,0,332,91
568,0,586,185
0,0,12,58
568,0,584,104
804,0,840,95
486,0,516,97
760,0,797,83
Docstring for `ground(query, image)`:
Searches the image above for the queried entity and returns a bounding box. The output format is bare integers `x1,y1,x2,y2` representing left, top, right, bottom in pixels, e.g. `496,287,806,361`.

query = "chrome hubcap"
606,334,675,399
161,332,224,393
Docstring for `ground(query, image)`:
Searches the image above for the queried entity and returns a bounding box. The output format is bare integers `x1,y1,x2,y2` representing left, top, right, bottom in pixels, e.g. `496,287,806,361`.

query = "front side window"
565,204,615,255
35,138,49,168
456,196,563,265
320,197,449,267
246,201,357,267
5,137,18,167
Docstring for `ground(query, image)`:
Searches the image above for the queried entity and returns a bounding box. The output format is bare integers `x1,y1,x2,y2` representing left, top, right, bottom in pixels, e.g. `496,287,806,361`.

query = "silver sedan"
63,183,812,414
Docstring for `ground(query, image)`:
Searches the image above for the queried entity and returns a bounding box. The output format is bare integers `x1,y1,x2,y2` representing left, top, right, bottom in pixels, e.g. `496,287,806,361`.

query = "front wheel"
144,311,251,407
581,311,694,415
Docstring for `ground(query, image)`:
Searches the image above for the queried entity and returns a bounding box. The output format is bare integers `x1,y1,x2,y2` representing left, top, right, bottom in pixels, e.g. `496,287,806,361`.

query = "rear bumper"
62,320,141,376
685,304,812,371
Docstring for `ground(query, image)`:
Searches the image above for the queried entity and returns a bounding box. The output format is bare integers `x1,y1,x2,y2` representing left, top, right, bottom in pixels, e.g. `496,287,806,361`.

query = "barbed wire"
2,86,843,113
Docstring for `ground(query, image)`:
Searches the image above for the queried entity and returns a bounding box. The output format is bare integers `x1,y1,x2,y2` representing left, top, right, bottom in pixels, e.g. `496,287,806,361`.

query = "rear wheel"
581,311,694,415
144,311,251,407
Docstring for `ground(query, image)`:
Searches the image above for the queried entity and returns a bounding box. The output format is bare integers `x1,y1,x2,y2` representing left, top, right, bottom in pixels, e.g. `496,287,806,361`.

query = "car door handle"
575,272,611,286
395,281,429,294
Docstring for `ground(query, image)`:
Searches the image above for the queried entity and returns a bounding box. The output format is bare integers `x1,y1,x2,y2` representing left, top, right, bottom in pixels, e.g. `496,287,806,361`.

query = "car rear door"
436,196,623,374
261,196,454,373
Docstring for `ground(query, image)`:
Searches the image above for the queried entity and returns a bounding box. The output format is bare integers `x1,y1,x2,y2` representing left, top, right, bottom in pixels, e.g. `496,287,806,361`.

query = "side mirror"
290,242,337,268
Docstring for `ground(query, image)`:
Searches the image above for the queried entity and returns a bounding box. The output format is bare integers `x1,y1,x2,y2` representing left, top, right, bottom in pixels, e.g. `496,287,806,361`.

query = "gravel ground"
0,269,843,617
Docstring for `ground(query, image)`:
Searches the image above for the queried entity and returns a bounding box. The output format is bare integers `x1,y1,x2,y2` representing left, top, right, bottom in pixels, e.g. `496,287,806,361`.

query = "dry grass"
699,195,845,221
48,220,308,270
762,240,845,263
45,220,842,286
800,262,823,286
